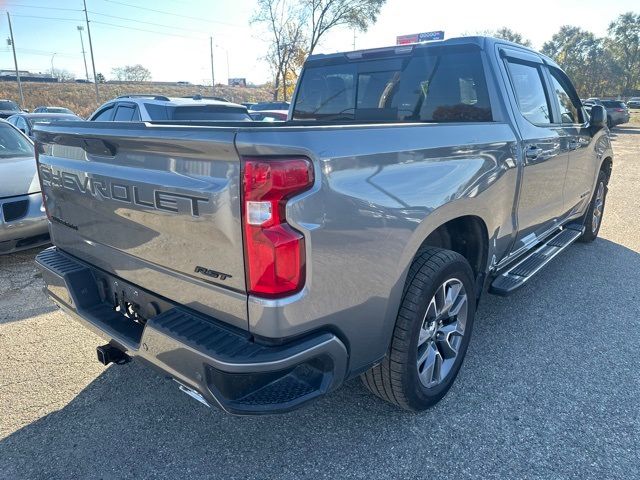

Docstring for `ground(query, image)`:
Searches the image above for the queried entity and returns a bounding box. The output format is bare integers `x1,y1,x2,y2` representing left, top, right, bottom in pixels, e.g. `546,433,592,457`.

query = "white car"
0,120,48,254
88,95,252,122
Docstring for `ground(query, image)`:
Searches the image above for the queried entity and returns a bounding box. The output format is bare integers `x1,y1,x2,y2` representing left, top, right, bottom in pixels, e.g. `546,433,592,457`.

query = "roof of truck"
307,35,559,69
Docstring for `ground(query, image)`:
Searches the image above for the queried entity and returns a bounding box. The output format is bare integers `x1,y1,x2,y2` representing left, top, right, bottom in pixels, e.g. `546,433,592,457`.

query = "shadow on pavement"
2,238,639,479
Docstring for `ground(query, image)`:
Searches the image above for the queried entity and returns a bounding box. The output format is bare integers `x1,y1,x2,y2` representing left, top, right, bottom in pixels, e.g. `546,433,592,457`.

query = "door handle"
525,146,543,160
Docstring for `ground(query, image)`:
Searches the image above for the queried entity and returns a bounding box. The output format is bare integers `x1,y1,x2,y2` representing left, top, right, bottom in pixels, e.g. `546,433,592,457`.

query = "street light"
77,26,90,82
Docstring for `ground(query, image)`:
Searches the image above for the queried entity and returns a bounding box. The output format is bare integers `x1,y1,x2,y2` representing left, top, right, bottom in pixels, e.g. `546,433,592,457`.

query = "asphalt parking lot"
1,125,639,479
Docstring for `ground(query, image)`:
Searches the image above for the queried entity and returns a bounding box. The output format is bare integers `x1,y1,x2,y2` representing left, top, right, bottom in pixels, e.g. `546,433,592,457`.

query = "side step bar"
490,225,584,296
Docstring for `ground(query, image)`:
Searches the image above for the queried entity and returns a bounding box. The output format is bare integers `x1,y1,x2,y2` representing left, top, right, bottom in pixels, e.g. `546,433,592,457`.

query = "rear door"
35,122,248,329
500,48,571,252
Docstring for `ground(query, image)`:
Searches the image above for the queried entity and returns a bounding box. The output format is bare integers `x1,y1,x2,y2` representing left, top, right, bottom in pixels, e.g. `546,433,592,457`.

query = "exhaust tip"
96,344,130,366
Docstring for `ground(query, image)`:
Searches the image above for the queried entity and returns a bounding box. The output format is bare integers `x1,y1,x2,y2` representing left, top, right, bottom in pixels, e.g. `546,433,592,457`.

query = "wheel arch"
600,156,613,183
417,215,489,279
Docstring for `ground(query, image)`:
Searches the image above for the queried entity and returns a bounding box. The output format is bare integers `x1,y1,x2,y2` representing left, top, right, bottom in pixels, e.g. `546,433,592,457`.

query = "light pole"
6,13,24,108
82,0,99,103
50,52,57,79
77,26,90,82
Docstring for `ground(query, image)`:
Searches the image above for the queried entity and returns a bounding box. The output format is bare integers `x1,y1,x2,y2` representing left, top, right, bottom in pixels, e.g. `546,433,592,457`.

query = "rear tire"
361,247,476,411
579,169,608,243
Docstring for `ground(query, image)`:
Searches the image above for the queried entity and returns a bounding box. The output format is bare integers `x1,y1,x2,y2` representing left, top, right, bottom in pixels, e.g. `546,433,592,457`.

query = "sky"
0,0,637,85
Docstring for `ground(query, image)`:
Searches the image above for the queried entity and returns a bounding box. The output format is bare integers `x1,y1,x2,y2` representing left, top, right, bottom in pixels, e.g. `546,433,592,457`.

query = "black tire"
579,169,608,243
361,247,476,411
607,117,613,129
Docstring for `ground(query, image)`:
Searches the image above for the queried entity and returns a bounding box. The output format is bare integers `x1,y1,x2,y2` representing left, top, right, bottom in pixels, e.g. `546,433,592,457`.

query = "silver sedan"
0,120,49,254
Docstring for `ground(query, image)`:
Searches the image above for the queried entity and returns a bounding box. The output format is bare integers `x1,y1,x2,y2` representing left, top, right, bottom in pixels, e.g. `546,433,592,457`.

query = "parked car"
34,36,612,415
0,99,22,119
33,106,76,115
583,98,630,128
250,101,290,111
626,97,640,109
6,113,82,140
241,102,256,110
249,110,288,121
88,95,251,122
0,120,49,254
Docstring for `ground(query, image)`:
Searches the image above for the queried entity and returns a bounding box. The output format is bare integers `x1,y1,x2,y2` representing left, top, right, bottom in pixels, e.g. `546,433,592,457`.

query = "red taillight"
242,157,314,297
616,108,625,112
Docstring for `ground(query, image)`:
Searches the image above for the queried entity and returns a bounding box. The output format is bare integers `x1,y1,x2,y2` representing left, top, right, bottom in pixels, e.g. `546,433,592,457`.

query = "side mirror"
589,105,606,128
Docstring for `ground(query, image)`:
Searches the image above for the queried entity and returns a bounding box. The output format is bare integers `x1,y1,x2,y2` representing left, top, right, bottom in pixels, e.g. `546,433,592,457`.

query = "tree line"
255,2,640,101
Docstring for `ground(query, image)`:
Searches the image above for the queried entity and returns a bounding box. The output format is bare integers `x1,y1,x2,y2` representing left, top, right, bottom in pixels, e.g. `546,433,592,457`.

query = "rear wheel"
361,247,476,411
579,169,608,243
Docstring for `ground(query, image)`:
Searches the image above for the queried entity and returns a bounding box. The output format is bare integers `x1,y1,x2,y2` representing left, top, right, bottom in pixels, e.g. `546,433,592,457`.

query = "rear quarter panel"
236,122,519,373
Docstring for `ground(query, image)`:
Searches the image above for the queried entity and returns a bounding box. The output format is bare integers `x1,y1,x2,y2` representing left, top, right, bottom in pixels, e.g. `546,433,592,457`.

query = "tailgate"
34,122,248,329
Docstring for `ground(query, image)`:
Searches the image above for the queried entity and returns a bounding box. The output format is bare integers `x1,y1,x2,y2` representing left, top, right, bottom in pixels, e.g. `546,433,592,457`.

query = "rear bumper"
36,247,347,415
0,192,50,254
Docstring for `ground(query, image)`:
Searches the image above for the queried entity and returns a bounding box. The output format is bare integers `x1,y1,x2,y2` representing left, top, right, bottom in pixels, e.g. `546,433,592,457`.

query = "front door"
501,53,570,253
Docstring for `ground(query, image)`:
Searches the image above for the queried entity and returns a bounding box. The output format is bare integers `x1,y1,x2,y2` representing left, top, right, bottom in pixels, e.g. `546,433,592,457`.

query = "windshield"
293,48,492,123
0,101,20,111
0,123,33,157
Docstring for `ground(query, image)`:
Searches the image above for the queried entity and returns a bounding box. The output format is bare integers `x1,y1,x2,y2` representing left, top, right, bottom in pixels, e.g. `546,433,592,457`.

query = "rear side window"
293,49,493,123
548,68,584,124
506,61,551,125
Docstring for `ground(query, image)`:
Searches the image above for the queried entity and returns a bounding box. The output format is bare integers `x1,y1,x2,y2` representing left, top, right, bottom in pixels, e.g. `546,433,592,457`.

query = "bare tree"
253,0,306,101
111,64,152,82
304,0,386,54
51,68,75,82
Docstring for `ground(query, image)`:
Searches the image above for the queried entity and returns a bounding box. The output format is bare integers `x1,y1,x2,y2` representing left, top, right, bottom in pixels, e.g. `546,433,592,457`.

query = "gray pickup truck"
34,36,613,415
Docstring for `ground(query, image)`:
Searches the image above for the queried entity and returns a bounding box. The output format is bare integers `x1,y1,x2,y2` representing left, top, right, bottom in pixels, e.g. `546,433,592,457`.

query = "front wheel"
361,247,476,411
579,169,608,242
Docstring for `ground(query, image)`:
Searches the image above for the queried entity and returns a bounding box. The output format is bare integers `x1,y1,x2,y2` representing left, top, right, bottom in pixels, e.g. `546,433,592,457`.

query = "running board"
489,225,584,296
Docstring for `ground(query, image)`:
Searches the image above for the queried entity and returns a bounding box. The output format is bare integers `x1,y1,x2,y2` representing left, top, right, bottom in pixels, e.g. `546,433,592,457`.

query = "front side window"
506,60,551,125
293,49,493,123
92,105,114,121
549,68,584,124
114,105,137,121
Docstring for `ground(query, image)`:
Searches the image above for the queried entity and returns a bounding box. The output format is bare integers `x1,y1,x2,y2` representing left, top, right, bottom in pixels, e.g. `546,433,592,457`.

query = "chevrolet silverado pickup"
34,36,613,415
